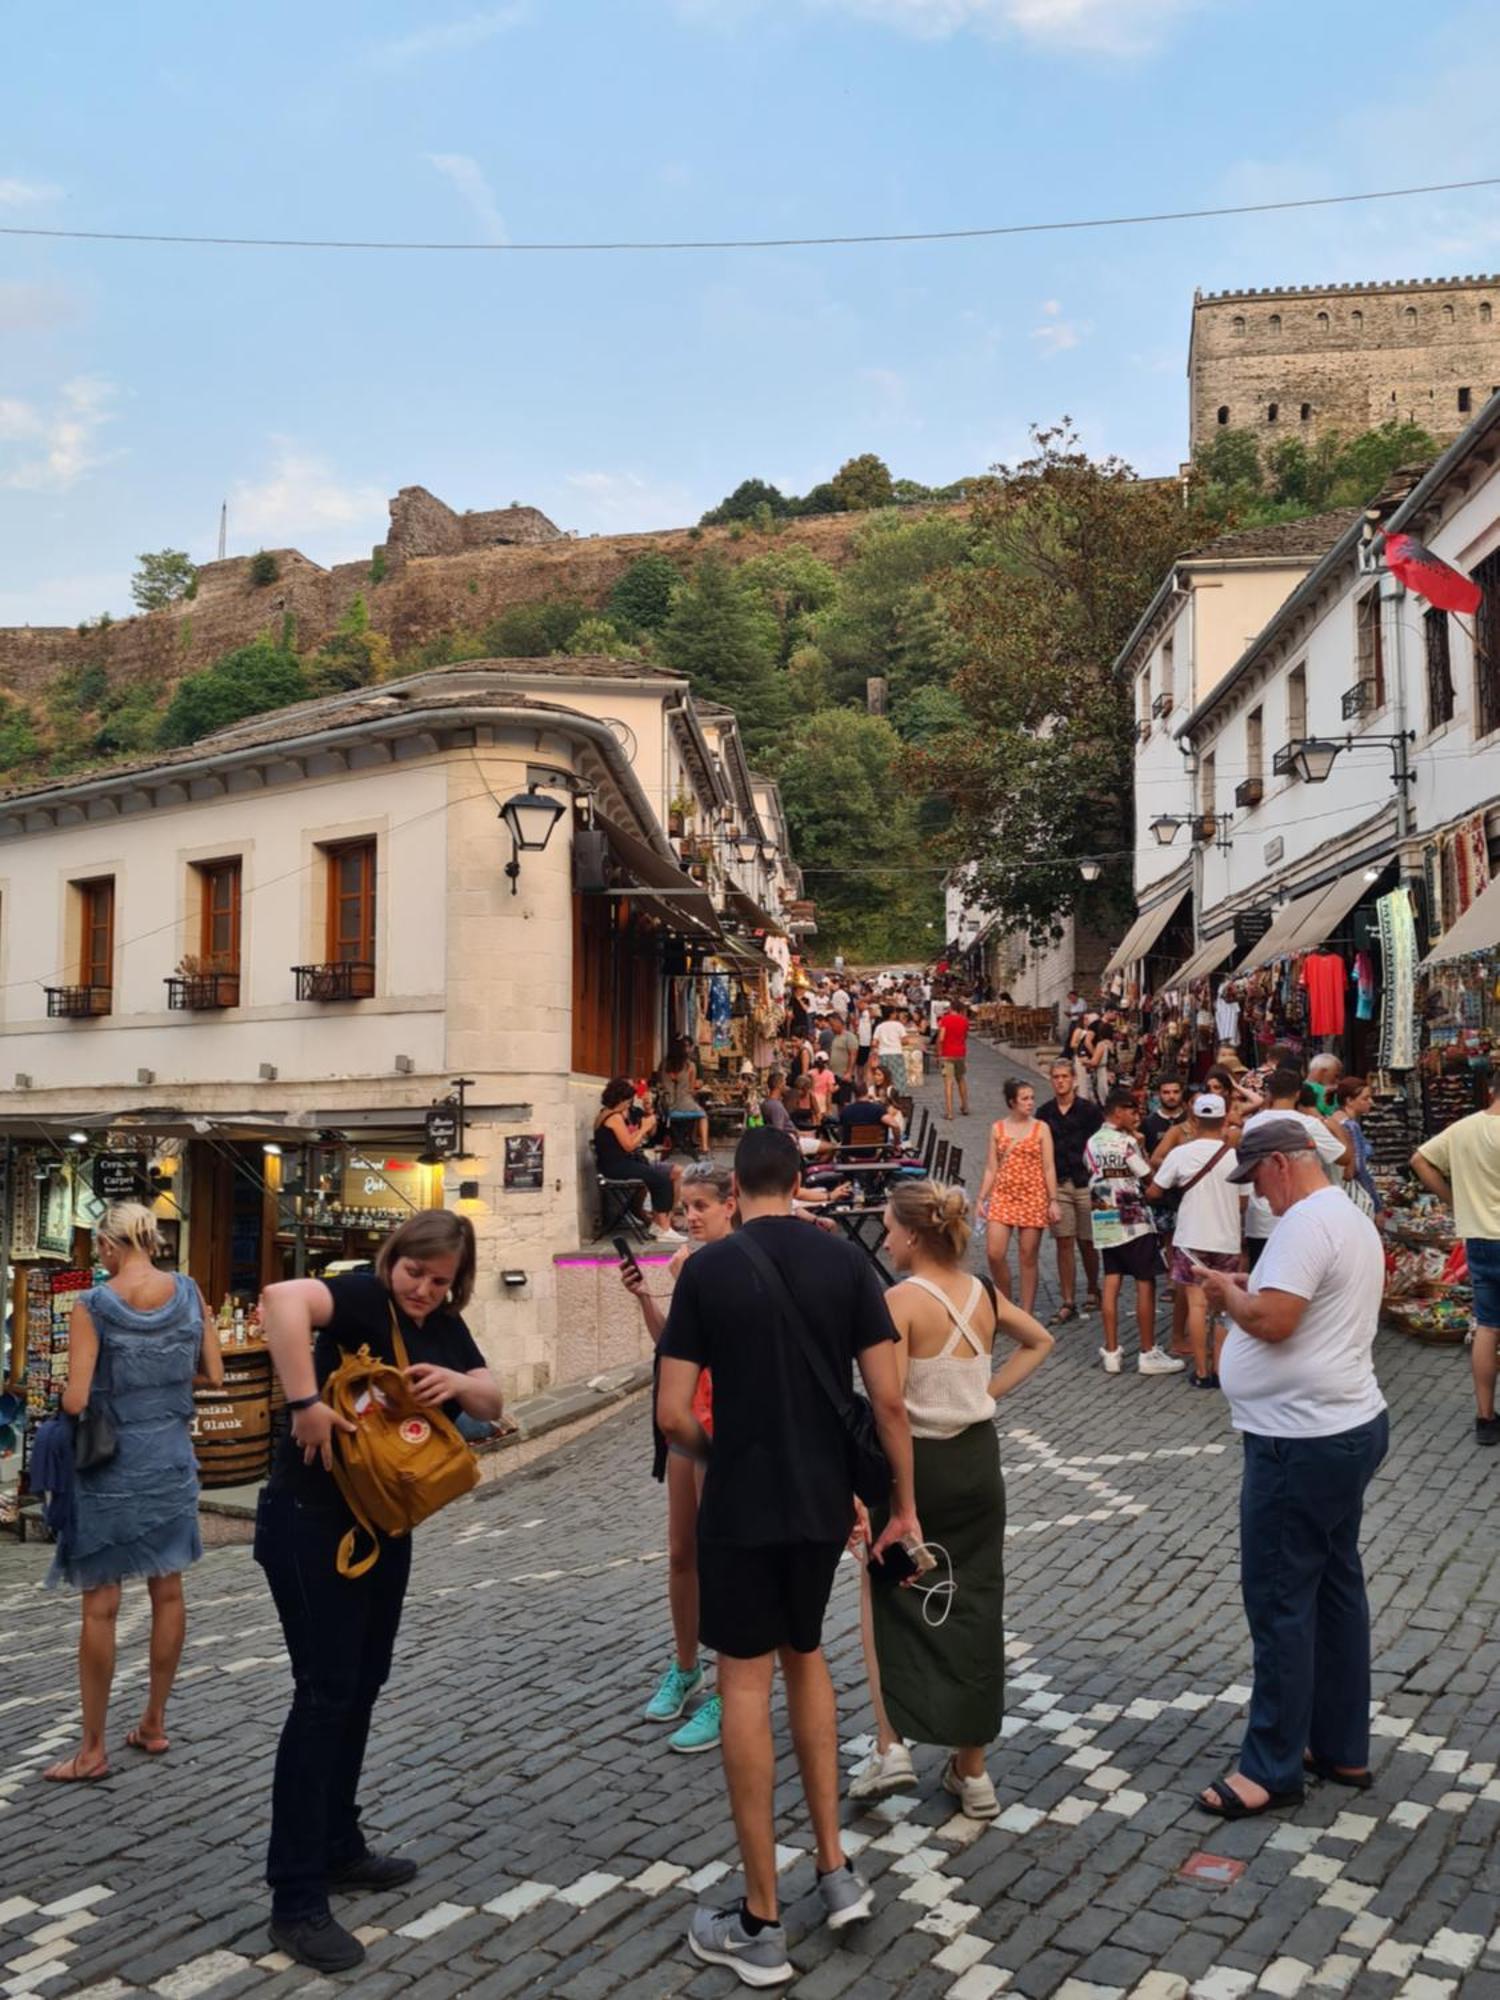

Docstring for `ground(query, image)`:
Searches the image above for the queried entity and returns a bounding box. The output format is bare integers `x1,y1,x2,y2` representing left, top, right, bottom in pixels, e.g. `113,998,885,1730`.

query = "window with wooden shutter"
326,840,376,966
80,878,114,992
200,859,242,971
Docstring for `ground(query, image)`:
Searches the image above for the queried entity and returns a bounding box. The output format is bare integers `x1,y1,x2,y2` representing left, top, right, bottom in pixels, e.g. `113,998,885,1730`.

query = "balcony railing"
1135,718,1153,745
1151,692,1175,719
1234,778,1265,809
45,984,112,1019
293,961,375,1003
1341,680,1375,720
166,971,241,1011
1272,742,1299,777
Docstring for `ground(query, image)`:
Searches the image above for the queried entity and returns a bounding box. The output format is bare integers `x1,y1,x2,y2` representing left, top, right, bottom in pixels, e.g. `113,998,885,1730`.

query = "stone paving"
4,1039,1500,1999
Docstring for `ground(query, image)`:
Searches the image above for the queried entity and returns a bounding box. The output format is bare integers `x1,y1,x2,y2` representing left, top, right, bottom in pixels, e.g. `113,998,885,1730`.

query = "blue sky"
3,0,1498,625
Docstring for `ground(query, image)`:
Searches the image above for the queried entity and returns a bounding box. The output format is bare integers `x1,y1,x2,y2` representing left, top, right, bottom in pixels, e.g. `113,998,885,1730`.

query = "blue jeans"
1465,1237,1500,1330
1238,1411,1388,1794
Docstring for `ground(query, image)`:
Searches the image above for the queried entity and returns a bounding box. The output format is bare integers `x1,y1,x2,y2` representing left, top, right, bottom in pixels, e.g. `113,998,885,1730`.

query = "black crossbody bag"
730,1231,892,1506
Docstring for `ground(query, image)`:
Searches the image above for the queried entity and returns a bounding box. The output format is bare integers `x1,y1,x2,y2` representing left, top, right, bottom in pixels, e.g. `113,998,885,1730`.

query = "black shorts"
698,1541,844,1659
1101,1234,1163,1282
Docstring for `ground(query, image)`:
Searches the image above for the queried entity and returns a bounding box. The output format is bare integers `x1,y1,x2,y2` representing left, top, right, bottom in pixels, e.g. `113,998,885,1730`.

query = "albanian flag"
1384,532,1483,616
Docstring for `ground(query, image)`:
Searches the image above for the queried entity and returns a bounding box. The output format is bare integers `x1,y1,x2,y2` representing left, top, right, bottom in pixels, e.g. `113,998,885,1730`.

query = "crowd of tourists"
28,962,1423,1990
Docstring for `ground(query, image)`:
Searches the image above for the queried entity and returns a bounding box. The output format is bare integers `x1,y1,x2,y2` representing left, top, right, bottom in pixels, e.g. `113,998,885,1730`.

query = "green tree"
830,452,896,513
607,552,681,633
657,555,786,750
567,616,642,659
810,509,971,705
304,628,395,696
480,598,588,657
1329,420,1437,502
131,550,197,612
700,478,792,526
1193,428,1263,492
734,549,840,663
157,642,308,748
248,551,280,588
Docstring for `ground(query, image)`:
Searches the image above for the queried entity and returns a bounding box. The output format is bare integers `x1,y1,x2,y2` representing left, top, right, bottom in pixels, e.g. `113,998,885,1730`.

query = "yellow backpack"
322,1307,479,1578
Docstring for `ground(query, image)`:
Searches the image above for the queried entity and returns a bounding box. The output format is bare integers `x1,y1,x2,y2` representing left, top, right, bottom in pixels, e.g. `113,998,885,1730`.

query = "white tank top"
901,1275,997,1441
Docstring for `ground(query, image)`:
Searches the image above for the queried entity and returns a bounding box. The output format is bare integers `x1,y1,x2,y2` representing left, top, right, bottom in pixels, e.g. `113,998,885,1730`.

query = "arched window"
1231,316,1246,336
1443,302,1455,324
1300,402,1312,421
1403,305,1417,328
1267,403,1279,423
1217,406,1230,426
1268,313,1282,335
1482,302,1494,325
1316,310,1330,332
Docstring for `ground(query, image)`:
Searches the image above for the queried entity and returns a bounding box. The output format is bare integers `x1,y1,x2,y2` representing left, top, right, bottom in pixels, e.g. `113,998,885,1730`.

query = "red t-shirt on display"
1301,953,1347,1036
937,1011,971,1059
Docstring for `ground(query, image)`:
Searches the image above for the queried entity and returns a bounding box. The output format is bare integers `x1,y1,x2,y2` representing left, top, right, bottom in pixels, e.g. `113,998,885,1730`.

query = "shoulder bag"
73,1404,118,1472
1170,1142,1232,1206
730,1230,892,1506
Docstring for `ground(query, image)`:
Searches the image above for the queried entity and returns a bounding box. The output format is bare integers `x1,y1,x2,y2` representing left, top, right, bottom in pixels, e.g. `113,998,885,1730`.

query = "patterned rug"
1378,888,1418,1070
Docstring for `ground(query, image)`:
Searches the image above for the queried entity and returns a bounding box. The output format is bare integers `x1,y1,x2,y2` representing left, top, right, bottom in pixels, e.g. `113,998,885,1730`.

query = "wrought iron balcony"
1341,680,1376,720
166,971,241,1010
1135,719,1153,745
1234,778,1265,809
293,961,375,1003
45,984,111,1019
1151,692,1175,719
1272,742,1299,777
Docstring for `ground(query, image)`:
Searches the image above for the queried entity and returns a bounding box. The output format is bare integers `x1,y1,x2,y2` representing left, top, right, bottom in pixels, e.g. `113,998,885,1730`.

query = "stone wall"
1190,276,1500,455
381,487,562,569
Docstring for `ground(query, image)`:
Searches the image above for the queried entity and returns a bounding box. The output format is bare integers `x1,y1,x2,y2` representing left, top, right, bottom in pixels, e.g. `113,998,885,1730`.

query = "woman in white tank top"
848,1179,1053,1818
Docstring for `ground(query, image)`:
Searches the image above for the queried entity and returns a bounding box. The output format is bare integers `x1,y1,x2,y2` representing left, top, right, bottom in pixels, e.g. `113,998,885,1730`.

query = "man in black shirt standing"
1144,1076,1188,1157
658,1129,919,1988
1037,1057,1104,1325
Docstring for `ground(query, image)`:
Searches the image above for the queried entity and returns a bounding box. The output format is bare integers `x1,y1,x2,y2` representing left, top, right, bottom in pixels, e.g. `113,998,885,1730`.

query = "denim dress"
48,1274,203,1592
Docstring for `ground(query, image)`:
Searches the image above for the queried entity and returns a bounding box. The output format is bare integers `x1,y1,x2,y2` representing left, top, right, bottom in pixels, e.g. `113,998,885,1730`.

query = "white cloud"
229,442,386,555
756,0,1200,52
367,8,524,67
425,154,507,244
563,469,696,533
0,177,62,207
1031,298,1088,354
0,376,117,491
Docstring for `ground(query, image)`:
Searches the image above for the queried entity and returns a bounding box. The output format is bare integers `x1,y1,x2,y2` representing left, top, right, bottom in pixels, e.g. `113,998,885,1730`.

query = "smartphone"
871,1539,937,1587
613,1237,644,1282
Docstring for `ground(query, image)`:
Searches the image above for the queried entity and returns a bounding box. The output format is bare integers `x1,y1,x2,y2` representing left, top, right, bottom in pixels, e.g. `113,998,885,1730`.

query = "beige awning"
1281,868,1376,957
1421,872,1500,967
723,882,787,937
1234,888,1325,974
1103,889,1190,977
1167,930,1238,988
598,819,723,942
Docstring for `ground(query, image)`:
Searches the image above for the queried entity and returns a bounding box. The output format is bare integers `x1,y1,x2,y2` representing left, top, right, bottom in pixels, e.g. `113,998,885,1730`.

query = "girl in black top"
256,1212,500,1976
594,1078,684,1241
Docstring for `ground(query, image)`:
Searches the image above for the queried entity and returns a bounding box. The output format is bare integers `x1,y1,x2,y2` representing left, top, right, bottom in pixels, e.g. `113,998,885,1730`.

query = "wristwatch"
287,1394,320,1412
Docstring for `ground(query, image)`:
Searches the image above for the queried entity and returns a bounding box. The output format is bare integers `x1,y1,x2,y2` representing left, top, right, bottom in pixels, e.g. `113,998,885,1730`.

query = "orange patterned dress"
983,1120,1051,1229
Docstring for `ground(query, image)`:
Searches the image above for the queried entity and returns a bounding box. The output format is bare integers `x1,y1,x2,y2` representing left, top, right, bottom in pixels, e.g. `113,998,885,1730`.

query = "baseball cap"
813,1050,829,1064
1226,1116,1315,1182
1193,1092,1226,1118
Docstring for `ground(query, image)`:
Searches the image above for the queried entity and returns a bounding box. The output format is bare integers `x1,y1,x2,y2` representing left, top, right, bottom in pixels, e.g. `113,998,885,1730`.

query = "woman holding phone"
621,1161,736,1754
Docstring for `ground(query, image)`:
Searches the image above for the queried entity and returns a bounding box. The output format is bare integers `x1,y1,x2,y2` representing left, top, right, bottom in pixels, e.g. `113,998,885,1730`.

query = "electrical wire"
3,176,1498,255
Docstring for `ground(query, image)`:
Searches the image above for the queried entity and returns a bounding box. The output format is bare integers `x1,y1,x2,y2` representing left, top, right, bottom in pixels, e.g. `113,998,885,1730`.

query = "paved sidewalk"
4,1039,1500,1999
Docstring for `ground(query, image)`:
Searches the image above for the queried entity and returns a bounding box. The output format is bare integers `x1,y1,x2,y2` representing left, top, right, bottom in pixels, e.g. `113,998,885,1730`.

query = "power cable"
2,177,1497,255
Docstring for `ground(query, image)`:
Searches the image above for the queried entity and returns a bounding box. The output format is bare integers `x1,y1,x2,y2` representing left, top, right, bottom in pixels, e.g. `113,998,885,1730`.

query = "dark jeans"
1238,1411,1388,1794
255,1486,412,1920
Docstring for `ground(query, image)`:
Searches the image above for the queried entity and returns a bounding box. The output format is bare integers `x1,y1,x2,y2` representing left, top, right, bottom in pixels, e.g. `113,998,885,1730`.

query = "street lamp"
1288,738,1341,784
733,832,761,866
1151,816,1182,846
500,787,567,895
1079,859,1102,882
1286,732,1416,788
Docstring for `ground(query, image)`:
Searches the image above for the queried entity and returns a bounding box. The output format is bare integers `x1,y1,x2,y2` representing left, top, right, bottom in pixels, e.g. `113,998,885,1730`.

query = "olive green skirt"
871,1420,1005,1748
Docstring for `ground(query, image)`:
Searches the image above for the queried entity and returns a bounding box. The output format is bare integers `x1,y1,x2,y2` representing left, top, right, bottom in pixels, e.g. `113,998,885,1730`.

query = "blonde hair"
97,1201,162,1259
888,1178,970,1264
375,1210,477,1311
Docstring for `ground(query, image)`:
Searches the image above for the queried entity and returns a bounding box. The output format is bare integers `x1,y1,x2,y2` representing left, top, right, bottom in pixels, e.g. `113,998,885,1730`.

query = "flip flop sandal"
126,1728,171,1755
43,1755,113,1784
1303,1754,1372,1789
1049,1305,1079,1326
1197,1776,1304,1819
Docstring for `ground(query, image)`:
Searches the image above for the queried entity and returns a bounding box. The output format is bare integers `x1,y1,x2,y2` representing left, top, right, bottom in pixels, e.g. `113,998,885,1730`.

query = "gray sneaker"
818,1862,874,1930
687,1904,793,1987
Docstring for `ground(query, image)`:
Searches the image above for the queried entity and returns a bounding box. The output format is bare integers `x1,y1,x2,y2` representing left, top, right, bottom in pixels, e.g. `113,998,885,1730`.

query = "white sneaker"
654,1227,687,1244
1099,1347,1123,1374
1139,1348,1187,1375
942,1755,999,1819
848,1742,916,1800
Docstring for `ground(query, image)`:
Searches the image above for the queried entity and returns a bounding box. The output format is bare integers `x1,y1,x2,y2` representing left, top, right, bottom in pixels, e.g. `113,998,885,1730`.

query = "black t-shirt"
660,1216,896,1547
839,1099,888,1141
269,1273,485,1506
1037,1096,1103,1188
1143,1110,1187,1154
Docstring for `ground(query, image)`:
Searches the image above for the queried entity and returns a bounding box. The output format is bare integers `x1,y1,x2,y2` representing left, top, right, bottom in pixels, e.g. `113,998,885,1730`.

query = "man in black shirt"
1037,1057,1104,1325
838,1078,896,1150
659,1128,918,1986
1144,1076,1188,1158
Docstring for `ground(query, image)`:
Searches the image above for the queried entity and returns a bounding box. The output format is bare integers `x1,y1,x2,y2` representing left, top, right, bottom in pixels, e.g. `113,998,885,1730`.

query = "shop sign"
1264,837,1285,865
424,1107,461,1158
1234,910,1273,957
93,1152,147,1203
503,1135,545,1192
341,1155,426,1213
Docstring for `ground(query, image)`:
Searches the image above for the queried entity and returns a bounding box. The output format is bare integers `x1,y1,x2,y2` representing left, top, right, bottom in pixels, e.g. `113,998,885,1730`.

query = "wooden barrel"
192,1346,272,1488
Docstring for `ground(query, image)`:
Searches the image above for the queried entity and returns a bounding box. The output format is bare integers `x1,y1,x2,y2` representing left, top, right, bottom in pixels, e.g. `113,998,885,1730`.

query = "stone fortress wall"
1189,275,1500,455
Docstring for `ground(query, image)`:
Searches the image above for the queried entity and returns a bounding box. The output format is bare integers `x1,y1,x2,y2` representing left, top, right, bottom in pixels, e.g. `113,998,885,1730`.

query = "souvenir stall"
663,947,781,1137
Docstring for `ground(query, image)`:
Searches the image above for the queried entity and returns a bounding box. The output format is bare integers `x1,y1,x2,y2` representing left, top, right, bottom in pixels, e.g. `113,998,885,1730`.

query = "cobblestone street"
4,1041,1500,2000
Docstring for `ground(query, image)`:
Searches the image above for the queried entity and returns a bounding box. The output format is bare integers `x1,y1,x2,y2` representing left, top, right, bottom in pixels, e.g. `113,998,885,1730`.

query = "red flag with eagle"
1383,532,1483,616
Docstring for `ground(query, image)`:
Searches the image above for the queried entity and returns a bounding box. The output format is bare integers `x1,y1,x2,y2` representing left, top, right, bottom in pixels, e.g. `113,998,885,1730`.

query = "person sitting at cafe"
786,1077,837,1163
840,1078,901,1152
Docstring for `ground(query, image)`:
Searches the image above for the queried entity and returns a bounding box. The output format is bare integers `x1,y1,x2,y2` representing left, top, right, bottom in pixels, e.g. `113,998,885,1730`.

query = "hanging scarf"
1377,889,1418,1071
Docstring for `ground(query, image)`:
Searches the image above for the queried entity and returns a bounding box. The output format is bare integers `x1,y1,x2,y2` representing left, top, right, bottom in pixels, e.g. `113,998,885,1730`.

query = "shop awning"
1281,867,1376,959
597,819,723,942
1421,872,1500,967
1103,888,1190,977
1166,930,1238,988
723,882,787,937
1234,885,1328,974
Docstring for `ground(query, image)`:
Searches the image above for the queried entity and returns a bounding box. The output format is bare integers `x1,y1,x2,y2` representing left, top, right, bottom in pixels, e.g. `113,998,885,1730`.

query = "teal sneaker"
643,1660,703,1722
669,1694,723,1754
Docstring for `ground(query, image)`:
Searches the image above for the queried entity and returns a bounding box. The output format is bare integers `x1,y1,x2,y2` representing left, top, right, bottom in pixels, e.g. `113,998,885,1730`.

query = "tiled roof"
1179,508,1364,563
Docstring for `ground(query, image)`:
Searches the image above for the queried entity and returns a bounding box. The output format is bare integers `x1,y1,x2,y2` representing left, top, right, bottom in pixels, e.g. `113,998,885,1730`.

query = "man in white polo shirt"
1191,1116,1387,1821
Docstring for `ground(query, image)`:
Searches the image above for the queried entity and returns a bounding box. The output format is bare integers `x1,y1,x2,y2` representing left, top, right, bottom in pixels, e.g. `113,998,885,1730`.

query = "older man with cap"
1189,1116,1387,1819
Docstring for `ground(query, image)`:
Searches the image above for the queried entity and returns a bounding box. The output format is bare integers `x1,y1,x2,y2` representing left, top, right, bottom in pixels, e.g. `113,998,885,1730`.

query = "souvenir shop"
662,934,787,1136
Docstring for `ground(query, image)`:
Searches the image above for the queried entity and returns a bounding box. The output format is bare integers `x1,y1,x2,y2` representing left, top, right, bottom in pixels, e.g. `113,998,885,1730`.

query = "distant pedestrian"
828,1019,862,1101
657,1128,920,1987
873,1008,908,1092
1193,1118,1387,1818
1036,1059,1103,1325
935,998,972,1120
1084,1089,1168,1375
1305,1053,1343,1115
1412,1075,1500,1445
976,1078,1060,1318
1147,1093,1239,1386
1243,1071,1350,1269
43,1204,222,1785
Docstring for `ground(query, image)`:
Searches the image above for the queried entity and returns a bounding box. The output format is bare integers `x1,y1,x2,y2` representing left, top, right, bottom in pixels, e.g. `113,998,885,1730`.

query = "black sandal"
1303,1754,1373,1789
1197,1776,1304,1819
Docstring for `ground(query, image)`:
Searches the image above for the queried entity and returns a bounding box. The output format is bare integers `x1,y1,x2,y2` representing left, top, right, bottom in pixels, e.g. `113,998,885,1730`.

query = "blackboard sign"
93,1153,146,1203
1233,909,1273,959
424,1108,460,1158
503,1135,545,1192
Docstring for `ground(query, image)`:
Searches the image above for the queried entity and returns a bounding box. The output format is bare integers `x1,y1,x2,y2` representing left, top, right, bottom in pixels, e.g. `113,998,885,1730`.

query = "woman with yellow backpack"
256,1211,501,1976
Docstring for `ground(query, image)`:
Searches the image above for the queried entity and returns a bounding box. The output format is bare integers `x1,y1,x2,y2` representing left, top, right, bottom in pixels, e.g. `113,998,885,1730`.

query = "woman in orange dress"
976,1077,1060,1316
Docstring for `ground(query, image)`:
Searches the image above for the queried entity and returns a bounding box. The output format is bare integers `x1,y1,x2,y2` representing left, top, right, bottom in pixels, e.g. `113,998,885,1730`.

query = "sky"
2,0,1499,626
